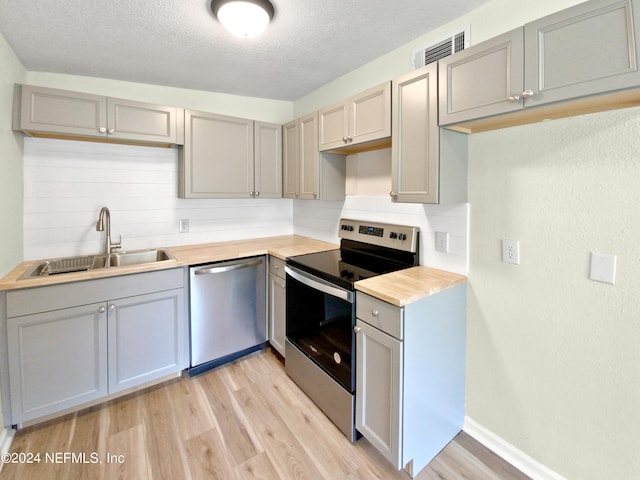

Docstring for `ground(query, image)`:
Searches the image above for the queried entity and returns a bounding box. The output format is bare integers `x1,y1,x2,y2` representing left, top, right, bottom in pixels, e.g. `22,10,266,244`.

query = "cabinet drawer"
269,257,286,279
356,293,403,340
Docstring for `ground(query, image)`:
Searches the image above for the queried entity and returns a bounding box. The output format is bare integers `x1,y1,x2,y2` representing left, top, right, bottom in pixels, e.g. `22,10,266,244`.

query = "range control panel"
339,218,419,253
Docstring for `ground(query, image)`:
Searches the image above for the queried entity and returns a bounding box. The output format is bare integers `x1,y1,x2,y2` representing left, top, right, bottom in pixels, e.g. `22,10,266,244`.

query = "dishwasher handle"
193,258,263,275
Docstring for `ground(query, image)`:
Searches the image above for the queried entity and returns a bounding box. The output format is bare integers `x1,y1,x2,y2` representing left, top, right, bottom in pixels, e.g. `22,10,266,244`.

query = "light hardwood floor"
1,349,530,479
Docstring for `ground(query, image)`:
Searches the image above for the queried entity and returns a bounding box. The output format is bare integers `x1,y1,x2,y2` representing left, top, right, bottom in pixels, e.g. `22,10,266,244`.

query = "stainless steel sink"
109,248,175,267
19,248,175,279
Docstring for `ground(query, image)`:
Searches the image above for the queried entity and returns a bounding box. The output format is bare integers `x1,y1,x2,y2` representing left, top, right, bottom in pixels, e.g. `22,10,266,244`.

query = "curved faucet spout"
96,207,122,255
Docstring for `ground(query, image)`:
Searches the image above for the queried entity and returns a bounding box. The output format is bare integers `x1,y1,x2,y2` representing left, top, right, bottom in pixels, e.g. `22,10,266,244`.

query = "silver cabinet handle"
371,309,379,317
508,94,521,102
347,136,353,142
390,191,398,201
509,90,534,102
194,258,263,275
99,127,107,133
255,191,260,197
98,306,106,314
343,136,348,143
250,191,255,197
521,89,534,99
108,128,115,134
108,304,116,312
354,326,361,333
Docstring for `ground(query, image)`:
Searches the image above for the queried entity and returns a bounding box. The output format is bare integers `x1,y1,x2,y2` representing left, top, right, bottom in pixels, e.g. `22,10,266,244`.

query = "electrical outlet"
502,239,520,265
435,232,449,253
179,219,189,233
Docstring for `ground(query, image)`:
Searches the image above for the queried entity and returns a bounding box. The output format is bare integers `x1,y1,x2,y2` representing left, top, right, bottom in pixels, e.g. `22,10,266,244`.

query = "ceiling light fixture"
211,0,275,39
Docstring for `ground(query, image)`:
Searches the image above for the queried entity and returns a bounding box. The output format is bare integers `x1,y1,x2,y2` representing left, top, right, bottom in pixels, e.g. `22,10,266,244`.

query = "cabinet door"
182,110,254,198
18,85,108,138
7,303,108,423
268,271,286,357
318,100,349,151
355,319,403,469
108,289,184,394
254,121,282,198
299,112,320,200
391,63,440,203
524,0,640,108
282,120,299,199
349,81,391,146
439,28,525,125
107,98,179,144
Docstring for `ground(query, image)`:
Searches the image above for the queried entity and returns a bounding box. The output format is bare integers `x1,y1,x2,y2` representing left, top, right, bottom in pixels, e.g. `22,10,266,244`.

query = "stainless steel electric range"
284,218,420,440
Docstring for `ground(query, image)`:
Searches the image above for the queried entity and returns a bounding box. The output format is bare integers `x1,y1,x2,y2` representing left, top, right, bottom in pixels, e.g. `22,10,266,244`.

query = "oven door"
285,265,355,393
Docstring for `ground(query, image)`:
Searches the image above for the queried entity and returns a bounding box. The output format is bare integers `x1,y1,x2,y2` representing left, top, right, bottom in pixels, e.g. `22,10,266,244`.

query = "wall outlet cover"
436,231,450,253
179,219,189,233
502,239,520,265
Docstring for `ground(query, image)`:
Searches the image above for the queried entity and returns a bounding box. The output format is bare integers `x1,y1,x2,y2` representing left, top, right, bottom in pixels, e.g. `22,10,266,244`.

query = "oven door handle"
285,265,354,303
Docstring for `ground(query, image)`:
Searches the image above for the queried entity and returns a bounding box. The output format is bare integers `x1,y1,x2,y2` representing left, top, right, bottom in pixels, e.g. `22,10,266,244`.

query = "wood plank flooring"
1,349,530,479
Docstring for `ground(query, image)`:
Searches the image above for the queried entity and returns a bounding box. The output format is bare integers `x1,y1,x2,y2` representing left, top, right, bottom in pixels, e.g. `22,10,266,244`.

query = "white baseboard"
463,416,566,480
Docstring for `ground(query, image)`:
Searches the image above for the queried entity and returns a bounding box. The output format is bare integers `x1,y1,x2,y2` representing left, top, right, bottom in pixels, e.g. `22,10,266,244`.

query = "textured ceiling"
0,0,491,101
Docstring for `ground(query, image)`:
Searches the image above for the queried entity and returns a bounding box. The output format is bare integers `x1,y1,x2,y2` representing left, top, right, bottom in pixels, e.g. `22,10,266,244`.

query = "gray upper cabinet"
181,110,282,199
282,120,299,199
318,82,391,153
254,121,283,198
438,29,525,125
14,84,182,145
439,0,640,128
524,0,640,108
391,63,440,203
283,113,346,201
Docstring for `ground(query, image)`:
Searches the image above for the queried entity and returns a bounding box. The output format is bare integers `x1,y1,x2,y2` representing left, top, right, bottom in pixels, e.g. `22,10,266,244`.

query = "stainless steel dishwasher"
188,255,267,375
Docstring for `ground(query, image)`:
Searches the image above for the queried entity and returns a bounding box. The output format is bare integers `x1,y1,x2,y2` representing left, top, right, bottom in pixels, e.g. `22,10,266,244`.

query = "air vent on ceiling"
412,26,470,69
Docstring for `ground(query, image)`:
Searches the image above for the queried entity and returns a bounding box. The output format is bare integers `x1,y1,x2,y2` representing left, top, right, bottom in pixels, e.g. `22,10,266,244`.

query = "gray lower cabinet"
108,289,184,394
439,0,640,126
7,302,108,425
14,84,182,145
355,287,466,477
268,257,286,357
5,268,186,425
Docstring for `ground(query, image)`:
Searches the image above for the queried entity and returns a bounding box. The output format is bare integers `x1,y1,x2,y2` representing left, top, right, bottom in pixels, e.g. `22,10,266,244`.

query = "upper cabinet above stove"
318,82,391,154
438,0,640,133
390,64,468,204
13,84,184,146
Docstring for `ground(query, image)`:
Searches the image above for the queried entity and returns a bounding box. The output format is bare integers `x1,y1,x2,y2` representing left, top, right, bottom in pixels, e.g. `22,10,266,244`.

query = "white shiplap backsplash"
293,196,469,275
23,138,293,260
24,138,468,274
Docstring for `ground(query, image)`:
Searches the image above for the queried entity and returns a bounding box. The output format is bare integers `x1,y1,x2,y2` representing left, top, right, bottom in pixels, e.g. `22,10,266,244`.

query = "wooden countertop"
355,266,467,307
0,235,338,291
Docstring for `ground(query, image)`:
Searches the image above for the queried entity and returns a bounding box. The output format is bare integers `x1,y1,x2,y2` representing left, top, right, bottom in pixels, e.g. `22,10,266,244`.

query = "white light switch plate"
590,252,616,285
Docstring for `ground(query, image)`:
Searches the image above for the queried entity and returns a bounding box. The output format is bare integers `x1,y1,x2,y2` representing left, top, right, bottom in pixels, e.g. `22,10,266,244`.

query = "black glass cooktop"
287,240,418,290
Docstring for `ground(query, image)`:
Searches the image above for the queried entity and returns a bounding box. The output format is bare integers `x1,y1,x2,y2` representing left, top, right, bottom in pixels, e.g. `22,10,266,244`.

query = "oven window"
286,273,355,392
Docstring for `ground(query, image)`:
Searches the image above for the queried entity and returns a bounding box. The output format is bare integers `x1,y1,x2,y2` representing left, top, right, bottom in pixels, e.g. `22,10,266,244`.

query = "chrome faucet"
96,207,122,255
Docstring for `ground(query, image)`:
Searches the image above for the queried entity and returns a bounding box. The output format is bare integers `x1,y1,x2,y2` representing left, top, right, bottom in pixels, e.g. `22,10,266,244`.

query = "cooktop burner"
287,219,420,289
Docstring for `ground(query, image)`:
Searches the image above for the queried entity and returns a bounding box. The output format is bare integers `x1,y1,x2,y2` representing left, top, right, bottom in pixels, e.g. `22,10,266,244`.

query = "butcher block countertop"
355,266,467,307
0,235,338,291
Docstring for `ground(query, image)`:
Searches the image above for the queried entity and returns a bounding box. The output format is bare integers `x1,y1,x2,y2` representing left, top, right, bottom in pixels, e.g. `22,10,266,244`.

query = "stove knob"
399,233,407,241
340,270,355,279
390,232,397,239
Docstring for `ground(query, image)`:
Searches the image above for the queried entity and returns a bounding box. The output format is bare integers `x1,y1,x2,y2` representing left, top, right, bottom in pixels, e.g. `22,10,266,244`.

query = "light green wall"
26,72,294,125
293,0,584,117
293,0,636,478
468,107,640,480
0,33,26,277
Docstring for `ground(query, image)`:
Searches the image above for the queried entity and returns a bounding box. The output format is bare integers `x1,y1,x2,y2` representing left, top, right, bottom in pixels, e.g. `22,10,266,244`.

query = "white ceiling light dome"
211,0,275,39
